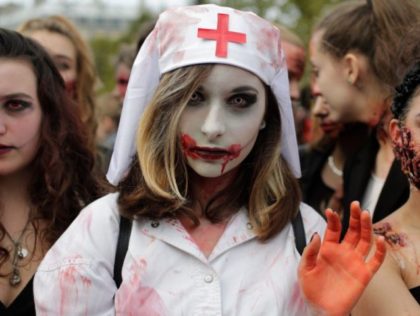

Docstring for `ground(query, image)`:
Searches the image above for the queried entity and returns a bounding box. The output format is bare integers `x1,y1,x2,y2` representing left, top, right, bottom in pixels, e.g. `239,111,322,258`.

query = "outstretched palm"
298,201,386,316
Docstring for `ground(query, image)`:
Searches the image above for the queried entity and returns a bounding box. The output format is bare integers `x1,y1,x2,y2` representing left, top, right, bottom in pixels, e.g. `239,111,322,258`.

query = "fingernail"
310,232,318,242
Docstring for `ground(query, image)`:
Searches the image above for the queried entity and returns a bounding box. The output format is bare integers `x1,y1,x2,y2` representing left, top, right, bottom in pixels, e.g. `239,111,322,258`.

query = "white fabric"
107,4,300,184
34,193,326,315
361,173,385,216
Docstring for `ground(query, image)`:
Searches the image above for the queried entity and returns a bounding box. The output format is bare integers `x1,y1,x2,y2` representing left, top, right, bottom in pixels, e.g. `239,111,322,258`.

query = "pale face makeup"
0,58,42,176
179,64,266,178
28,30,77,96
310,30,360,124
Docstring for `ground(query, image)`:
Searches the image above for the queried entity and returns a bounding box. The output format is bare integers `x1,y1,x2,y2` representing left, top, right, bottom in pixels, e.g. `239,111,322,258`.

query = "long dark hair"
0,28,107,267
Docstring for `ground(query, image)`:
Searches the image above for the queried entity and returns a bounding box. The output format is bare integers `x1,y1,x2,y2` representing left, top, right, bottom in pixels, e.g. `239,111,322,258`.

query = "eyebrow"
0,93,34,101
231,86,259,94
54,55,74,62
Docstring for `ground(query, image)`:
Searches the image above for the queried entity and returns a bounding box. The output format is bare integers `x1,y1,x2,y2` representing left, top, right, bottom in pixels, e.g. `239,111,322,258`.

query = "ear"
389,118,402,145
342,53,361,85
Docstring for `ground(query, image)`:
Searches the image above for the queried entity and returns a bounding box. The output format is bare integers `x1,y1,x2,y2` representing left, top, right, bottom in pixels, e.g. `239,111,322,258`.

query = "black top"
341,132,410,237
0,277,35,316
409,286,420,304
299,142,335,217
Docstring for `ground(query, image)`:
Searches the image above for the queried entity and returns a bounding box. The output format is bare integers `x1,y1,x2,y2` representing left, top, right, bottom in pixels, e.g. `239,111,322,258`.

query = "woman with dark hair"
34,5,384,315
352,62,420,314
0,28,106,315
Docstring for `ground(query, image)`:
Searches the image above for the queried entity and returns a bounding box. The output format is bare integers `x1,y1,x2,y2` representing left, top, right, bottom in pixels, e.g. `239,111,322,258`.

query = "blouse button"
204,274,214,283
151,220,160,228
246,222,253,230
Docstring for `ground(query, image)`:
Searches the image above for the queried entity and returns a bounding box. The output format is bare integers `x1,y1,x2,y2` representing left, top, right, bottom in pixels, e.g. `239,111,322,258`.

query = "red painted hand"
298,201,386,316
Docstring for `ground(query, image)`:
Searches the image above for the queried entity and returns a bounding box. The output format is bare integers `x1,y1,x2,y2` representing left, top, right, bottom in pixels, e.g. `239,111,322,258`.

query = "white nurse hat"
107,4,300,184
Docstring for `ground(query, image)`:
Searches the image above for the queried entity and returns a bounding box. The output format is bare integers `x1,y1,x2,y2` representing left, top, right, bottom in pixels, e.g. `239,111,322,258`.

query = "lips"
0,145,13,155
189,146,232,160
320,122,340,134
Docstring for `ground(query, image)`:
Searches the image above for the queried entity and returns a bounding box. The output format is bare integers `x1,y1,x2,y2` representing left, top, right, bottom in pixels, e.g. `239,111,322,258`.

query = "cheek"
60,67,77,83
179,110,200,135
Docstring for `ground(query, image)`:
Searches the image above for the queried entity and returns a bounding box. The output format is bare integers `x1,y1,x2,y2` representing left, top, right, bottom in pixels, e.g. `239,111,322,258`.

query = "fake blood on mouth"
181,134,241,174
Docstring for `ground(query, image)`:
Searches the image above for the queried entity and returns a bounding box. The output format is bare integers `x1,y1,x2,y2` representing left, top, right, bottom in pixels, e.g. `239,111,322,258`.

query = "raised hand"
298,201,386,316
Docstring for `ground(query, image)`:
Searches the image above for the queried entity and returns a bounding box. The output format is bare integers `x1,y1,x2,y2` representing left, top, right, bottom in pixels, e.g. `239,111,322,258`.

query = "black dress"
409,286,420,304
0,277,35,316
300,142,335,217
341,132,410,236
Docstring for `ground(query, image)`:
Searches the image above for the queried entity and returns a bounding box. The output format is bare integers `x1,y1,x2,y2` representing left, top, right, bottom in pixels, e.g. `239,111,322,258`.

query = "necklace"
328,155,343,177
3,219,31,286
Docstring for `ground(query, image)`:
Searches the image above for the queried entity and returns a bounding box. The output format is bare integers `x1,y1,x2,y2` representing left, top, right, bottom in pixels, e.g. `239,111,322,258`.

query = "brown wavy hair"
18,15,98,149
118,65,301,241
0,28,107,267
315,0,420,95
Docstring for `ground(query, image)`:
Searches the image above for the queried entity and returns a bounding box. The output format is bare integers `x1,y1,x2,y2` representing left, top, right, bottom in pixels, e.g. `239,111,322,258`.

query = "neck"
401,188,420,227
189,168,239,216
0,168,33,234
337,123,371,157
373,137,394,179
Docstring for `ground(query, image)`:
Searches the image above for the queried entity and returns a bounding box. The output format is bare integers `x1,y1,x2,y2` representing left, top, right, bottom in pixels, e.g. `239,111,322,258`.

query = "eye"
311,68,319,78
55,61,71,71
4,99,31,112
228,93,257,108
188,91,204,106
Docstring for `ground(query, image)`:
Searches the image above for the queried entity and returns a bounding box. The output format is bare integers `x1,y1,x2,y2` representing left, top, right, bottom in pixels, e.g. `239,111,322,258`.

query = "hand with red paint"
298,201,386,316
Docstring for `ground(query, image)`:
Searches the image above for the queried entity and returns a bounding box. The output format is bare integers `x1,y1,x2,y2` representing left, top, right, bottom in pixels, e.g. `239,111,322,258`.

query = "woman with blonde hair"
34,5,384,315
18,15,98,149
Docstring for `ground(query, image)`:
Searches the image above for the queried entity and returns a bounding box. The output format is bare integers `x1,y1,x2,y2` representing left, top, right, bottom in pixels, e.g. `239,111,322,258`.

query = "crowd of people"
0,0,419,315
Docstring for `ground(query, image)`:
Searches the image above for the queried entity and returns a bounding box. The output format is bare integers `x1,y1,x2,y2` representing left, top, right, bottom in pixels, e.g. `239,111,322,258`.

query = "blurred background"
0,0,342,93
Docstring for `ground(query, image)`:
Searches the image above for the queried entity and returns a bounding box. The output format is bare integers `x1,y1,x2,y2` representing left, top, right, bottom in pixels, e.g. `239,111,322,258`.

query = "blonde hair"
118,65,300,241
18,15,97,148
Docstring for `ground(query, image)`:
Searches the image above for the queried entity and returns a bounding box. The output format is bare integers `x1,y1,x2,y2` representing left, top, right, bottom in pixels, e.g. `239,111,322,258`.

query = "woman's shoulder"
38,192,122,269
372,212,415,275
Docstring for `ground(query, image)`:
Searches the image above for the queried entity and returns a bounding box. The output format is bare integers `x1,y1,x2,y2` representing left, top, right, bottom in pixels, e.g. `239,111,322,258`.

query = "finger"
367,236,387,275
343,201,362,247
299,233,321,273
355,210,373,256
323,208,341,243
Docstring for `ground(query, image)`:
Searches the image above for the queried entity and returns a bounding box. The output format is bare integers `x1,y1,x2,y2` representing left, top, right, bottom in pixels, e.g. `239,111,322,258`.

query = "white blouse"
34,193,326,315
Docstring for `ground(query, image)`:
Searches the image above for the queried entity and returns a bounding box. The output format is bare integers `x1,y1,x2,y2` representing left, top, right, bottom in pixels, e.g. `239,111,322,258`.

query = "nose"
312,95,329,119
201,104,225,141
311,77,321,98
0,115,6,135
289,79,300,102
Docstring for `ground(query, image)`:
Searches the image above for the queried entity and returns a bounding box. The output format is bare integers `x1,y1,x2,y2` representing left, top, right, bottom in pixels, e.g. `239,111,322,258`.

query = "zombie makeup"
373,222,408,249
178,64,266,178
393,126,420,189
181,133,241,174
65,80,76,99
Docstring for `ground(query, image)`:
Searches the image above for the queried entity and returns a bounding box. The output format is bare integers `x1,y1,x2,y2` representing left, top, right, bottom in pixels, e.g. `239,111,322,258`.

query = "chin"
188,159,237,178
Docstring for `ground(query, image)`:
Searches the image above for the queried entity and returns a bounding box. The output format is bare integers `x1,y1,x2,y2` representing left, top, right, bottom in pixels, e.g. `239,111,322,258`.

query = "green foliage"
90,8,156,94
91,0,346,93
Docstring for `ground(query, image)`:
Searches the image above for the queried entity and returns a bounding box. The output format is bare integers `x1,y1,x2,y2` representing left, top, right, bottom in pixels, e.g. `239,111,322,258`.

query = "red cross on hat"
197,13,247,58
